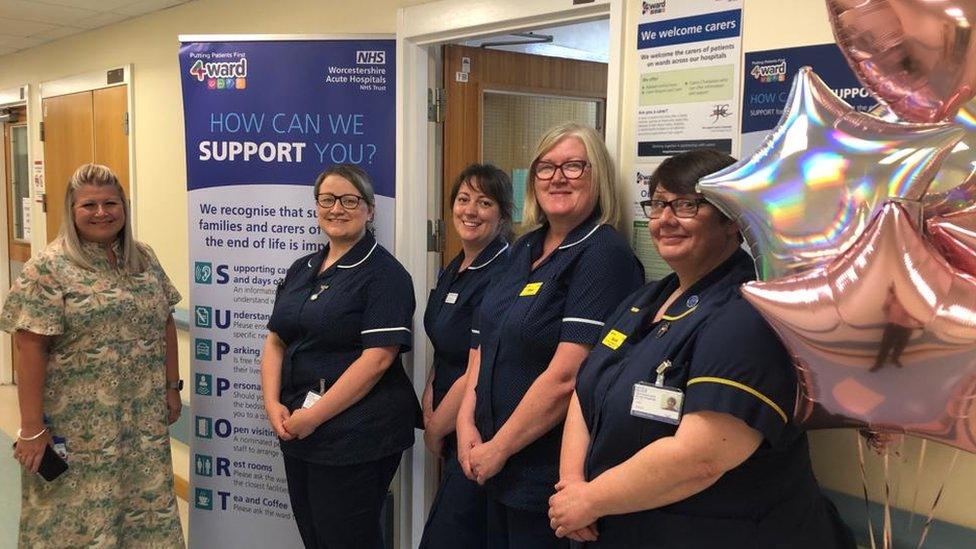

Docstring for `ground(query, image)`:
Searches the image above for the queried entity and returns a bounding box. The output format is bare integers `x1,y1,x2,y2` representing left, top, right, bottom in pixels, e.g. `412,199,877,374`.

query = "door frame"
0,84,30,385
39,65,135,243
395,1,623,546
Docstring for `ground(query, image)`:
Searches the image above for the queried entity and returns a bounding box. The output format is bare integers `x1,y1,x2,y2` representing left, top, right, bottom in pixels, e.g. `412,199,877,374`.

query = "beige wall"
0,0,973,532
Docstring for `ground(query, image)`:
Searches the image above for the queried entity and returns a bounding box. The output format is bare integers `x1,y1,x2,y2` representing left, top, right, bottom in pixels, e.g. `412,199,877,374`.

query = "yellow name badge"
519,282,543,296
602,329,627,350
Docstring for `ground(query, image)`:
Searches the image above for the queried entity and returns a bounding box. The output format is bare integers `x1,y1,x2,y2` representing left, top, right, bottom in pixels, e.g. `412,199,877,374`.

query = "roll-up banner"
741,43,876,156
178,35,395,547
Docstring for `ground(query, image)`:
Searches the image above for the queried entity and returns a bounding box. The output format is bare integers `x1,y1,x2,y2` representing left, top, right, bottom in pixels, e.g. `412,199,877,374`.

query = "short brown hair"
449,163,514,241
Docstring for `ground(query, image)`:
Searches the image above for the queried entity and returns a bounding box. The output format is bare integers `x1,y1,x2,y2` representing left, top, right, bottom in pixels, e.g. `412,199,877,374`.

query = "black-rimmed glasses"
316,193,366,210
533,160,590,181
641,198,709,219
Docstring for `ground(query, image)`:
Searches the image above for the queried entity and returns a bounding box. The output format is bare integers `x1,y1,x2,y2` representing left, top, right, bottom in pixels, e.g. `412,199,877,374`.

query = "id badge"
631,382,683,425
301,391,321,409
52,436,68,460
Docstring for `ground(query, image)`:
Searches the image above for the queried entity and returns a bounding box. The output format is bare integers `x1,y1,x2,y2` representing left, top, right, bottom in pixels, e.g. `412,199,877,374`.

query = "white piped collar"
306,233,378,270
558,223,602,249
468,240,509,270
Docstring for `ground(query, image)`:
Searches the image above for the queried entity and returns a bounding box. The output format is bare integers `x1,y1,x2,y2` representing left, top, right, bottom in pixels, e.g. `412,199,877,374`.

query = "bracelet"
16,427,48,441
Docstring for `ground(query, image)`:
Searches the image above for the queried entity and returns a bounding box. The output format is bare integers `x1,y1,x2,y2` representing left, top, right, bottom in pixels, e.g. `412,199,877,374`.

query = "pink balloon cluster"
696,0,976,453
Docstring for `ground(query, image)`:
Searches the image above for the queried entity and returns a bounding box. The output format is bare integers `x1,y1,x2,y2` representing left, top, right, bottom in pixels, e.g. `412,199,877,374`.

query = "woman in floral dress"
4,164,184,548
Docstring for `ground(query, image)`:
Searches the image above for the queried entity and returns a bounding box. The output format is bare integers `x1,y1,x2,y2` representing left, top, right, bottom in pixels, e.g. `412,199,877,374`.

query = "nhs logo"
356,51,386,64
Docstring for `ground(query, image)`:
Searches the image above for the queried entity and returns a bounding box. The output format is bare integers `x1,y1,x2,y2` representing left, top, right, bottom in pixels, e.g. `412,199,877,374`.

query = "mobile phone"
12,441,69,481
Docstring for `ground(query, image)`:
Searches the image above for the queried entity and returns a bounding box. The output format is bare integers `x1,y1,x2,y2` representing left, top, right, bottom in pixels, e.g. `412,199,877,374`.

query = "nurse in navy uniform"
548,149,855,548
456,123,645,548
260,164,419,549
419,164,514,548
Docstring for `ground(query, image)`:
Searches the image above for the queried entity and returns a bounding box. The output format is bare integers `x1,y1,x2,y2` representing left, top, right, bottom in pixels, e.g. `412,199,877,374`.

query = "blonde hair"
522,122,622,232
59,163,147,273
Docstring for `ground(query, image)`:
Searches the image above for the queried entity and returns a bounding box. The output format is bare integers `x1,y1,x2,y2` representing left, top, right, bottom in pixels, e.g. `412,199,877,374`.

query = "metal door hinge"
123,112,130,135
427,88,446,123
39,121,44,142
427,219,445,253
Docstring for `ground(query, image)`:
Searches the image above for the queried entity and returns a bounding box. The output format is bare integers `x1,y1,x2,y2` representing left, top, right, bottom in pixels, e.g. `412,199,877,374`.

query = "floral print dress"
1,238,184,548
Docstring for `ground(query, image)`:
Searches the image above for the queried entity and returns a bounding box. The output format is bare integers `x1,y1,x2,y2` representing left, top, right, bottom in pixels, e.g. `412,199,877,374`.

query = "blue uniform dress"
474,211,644,547
575,249,855,549
267,232,420,549
420,237,510,549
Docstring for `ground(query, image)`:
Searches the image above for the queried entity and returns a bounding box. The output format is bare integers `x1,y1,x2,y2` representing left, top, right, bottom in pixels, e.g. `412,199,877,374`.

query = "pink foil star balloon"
928,207,976,277
827,0,976,123
742,203,976,453
698,67,963,280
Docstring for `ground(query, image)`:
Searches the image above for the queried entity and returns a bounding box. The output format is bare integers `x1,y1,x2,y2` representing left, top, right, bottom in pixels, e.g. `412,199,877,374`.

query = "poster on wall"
741,43,875,156
178,35,395,548
631,165,673,281
635,0,743,159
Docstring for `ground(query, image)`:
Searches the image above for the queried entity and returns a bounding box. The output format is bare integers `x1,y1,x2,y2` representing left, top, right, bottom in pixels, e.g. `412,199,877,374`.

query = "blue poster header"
179,39,395,196
638,9,741,49
742,43,876,134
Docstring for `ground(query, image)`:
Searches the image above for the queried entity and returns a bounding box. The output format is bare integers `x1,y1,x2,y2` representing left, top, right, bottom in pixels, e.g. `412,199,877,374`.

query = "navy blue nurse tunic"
575,249,855,548
419,237,510,548
474,211,645,512
426,237,510,411
267,232,420,465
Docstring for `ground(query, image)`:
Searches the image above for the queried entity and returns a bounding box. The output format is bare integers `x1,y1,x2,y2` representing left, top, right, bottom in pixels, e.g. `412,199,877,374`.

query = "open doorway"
0,85,29,385
439,19,611,262
2,104,29,383
396,2,624,547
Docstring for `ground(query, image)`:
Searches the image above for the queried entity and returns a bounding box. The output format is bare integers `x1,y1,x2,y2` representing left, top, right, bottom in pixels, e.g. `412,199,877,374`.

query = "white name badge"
631,382,683,425
301,391,321,409
445,292,459,304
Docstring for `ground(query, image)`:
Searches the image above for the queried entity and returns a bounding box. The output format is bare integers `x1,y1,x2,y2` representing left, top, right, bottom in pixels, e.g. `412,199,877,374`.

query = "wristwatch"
167,379,184,391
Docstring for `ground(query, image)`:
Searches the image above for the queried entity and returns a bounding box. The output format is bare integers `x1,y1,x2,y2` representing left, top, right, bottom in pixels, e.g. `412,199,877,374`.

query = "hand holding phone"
12,440,68,481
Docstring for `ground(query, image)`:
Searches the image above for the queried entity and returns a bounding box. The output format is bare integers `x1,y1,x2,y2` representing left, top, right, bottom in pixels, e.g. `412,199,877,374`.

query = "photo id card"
301,391,321,409
631,382,683,424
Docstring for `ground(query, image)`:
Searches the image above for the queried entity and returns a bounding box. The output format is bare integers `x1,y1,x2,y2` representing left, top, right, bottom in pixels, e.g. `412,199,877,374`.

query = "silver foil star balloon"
698,67,964,280
873,99,976,217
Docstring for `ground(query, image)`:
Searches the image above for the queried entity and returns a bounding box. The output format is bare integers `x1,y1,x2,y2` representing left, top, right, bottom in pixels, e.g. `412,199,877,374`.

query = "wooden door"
93,85,129,192
43,91,93,242
42,85,129,243
441,44,608,263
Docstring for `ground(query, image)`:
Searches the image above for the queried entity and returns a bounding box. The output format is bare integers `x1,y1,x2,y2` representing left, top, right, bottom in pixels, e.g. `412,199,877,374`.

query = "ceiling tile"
0,0,98,26
27,0,139,11
0,34,47,49
113,0,186,17
0,16,61,36
72,11,131,29
31,24,83,41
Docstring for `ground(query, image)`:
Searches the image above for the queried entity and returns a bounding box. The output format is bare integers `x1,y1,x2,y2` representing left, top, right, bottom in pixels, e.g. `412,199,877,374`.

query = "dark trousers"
283,452,400,549
487,496,569,549
419,449,488,548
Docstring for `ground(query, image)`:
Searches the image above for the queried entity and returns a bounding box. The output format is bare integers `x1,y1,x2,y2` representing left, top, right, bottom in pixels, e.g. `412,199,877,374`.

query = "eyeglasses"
316,193,366,210
533,160,590,181
641,198,709,219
